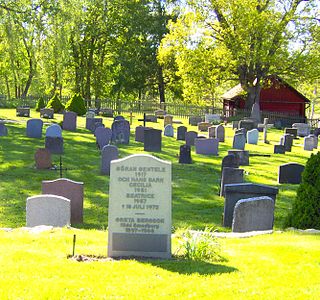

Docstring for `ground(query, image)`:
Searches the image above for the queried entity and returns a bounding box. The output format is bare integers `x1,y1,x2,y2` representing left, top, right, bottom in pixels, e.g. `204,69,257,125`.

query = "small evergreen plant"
35,97,45,112
285,152,320,229
46,93,64,113
64,93,86,116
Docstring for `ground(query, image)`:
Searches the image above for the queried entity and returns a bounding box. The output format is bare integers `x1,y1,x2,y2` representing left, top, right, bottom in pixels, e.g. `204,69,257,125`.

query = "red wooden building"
222,76,310,118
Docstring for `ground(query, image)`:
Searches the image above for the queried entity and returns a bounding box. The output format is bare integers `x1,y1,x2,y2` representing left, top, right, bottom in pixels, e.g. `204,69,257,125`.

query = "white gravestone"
108,154,172,259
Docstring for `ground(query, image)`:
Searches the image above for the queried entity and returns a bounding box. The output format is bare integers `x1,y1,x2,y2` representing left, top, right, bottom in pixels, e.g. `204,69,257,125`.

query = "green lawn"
0,108,319,299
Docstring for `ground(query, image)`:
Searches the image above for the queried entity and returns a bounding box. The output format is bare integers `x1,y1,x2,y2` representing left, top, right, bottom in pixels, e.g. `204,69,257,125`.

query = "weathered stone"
194,138,219,155
185,131,198,146
164,115,173,127
232,133,246,150
154,110,166,119
34,148,52,169
111,119,130,144
16,107,30,117
284,128,298,138
198,122,211,132
177,126,187,141
40,108,54,119
228,150,249,166
304,136,314,151
292,123,310,137
45,136,63,154
135,126,151,143
26,119,43,138
208,126,216,138
179,145,192,164
63,111,77,131
205,114,221,123
189,116,203,126
221,154,239,172
278,163,304,184
216,125,225,142
101,145,119,175
274,145,286,154
280,134,293,152
220,167,244,197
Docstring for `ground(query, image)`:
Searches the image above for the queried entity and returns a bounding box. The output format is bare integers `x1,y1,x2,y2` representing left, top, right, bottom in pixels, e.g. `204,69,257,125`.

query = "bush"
64,93,86,116
46,93,64,113
285,152,320,229
35,97,45,112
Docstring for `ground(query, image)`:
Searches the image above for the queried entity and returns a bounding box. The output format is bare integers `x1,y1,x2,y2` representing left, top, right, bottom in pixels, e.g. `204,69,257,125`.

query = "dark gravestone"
135,126,151,143
232,133,246,150
220,167,244,197
45,136,64,154
34,148,52,169
284,128,298,138
26,119,43,138
16,107,30,117
92,122,105,134
228,150,249,166
86,118,103,132
114,115,125,121
177,126,187,141
232,121,239,129
280,134,293,152
235,128,246,135
40,108,54,119
274,145,286,154
194,138,219,155
111,120,130,144
313,128,320,137
179,144,192,164
238,119,256,133
144,129,162,152
0,123,8,136
42,178,84,224
223,183,278,227
189,116,203,126
101,145,119,175
278,163,305,184
221,154,239,172
185,131,198,146
46,124,62,138
145,115,157,122
232,196,275,233
63,111,77,131
100,108,114,117
95,127,112,149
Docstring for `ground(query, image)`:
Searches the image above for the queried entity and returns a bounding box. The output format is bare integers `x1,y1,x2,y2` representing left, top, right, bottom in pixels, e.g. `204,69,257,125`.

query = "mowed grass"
0,108,320,299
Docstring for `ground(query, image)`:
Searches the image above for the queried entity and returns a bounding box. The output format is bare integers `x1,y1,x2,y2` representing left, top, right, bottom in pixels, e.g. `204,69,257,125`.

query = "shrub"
285,152,320,229
64,93,86,116
35,97,45,112
46,93,64,113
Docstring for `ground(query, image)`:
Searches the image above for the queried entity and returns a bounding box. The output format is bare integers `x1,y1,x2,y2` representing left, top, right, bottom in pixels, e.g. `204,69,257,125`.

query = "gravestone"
0,123,8,136
164,115,173,127
16,107,30,117
221,154,239,172
205,114,220,123
292,123,310,137
26,119,43,138
308,134,318,149
280,134,293,152
177,126,187,141
189,116,203,126
108,154,172,259
185,131,198,146
46,124,62,138
40,108,54,119
220,167,244,197
92,122,105,134
144,129,162,152
284,128,298,138
114,115,125,121
232,133,246,150
63,111,77,131
216,125,225,142
45,136,63,154
164,124,174,137
86,111,95,118
154,109,166,119
247,129,259,145
208,126,216,138
198,122,211,132
228,150,249,166
251,103,261,123
179,145,192,164
135,126,150,143
278,163,304,184
232,196,275,233
101,145,119,175
26,194,70,227
223,183,278,227
86,117,103,132
232,121,239,129
194,138,219,155
235,128,246,136
238,119,256,133
274,145,286,154
111,119,130,144
100,108,114,118
34,148,52,169
145,115,157,122
313,128,320,137
303,136,314,151
95,127,112,149
42,178,84,224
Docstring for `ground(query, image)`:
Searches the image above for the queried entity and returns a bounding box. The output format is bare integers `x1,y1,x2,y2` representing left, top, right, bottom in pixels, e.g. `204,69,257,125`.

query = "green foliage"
35,97,45,112
285,152,320,229
46,93,64,113
175,227,224,262
64,94,86,116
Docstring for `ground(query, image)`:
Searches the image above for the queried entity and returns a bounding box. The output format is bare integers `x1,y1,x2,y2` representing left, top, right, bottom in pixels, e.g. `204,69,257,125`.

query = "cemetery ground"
0,108,319,299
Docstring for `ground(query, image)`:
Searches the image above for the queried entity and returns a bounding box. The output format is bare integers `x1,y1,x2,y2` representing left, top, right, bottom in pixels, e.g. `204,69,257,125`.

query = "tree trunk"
5,74,10,100
84,38,95,102
245,84,261,110
158,66,165,103
21,57,34,99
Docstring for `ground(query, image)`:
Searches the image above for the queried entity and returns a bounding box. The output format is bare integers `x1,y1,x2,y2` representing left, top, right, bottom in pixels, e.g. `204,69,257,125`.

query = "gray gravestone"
185,131,198,146
280,134,293,152
114,115,125,121
308,134,318,149
189,116,203,126
46,124,62,138
177,126,187,141
26,119,43,138
95,127,112,149
274,145,285,154
233,133,246,150
292,123,310,137
111,120,130,144
45,136,63,154
40,108,54,119
220,167,244,197
223,183,278,227
164,124,174,137
164,115,173,127
232,196,275,233
205,114,220,123
251,103,261,123
228,150,249,166
179,144,192,164
16,107,30,117
194,138,219,155
144,129,162,152
108,154,172,259
278,163,305,184
303,136,314,151
221,154,239,171
86,118,103,132
198,122,211,132
0,123,8,136
34,148,52,169
26,194,70,227
208,126,216,138
42,178,84,224
216,125,225,142
284,128,298,138
238,119,255,133
101,145,119,175
247,129,259,145
135,126,151,143
63,111,77,131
